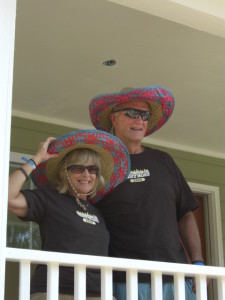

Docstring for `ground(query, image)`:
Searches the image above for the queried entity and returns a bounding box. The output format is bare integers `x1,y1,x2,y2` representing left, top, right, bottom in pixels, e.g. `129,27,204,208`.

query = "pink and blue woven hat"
89,85,175,136
31,129,130,203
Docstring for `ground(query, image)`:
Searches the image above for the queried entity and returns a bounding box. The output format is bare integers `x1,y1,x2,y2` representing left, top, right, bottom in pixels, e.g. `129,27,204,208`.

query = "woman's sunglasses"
113,108,150,121
67,164,99,175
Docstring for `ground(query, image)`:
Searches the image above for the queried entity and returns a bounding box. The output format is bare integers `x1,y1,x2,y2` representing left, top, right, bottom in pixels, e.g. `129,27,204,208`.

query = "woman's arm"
8,137,58,217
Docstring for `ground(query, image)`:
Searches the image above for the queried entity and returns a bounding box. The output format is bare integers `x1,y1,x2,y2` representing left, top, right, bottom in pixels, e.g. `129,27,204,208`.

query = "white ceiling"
12,0,225,159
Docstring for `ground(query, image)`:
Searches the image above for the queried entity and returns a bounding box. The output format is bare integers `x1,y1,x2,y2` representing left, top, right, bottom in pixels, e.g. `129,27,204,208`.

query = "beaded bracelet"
21,156,36,169
192,261,204,266
17,167,29,181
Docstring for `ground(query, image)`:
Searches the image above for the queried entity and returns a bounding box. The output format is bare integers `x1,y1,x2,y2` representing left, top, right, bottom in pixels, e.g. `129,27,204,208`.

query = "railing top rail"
6,247,225,278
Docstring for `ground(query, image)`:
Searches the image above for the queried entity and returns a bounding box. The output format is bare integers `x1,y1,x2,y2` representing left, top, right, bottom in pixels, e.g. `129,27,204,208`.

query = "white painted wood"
4,247,225,299
195,275,207,300
19,260,30,300
5,247,225,278
217,276,225,300
75,265,86,300
151,271,163,300
126,269,138,300
174,273,185,300
0,0,17,299
101,267,113,300
12,106,225,159
189,182,224,267
47,263,59,300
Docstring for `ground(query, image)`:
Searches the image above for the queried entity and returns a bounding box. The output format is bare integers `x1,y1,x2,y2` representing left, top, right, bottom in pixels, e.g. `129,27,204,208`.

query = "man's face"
110,101,149,144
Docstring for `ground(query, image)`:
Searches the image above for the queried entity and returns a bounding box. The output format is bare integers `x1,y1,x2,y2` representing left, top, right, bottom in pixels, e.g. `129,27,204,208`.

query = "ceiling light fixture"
103,59,117,66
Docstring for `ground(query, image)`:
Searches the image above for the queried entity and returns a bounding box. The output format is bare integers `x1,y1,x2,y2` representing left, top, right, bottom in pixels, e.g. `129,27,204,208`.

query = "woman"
8,129,130,300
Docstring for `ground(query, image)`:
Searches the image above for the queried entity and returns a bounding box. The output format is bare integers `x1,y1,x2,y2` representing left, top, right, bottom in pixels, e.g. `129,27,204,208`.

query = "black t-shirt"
96,147,199,282
21,189,109,295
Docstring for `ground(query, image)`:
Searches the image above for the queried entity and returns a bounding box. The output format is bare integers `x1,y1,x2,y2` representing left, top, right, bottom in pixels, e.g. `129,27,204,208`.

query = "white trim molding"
0,1,17,300
10,151,33,164
188,182,224,267
12,110,225,160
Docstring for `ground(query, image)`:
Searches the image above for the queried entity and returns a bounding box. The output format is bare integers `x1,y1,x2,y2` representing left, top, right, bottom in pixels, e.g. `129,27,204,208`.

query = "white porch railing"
3,247,225,300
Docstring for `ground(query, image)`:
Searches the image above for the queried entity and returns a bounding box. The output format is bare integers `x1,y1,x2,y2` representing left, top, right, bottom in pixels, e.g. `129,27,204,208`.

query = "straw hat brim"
46,143,114,193
89,86,174,136
31,130,130,203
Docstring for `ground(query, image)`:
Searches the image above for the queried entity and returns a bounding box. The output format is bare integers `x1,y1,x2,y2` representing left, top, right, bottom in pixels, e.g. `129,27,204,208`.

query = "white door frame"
0,1,17,300
188,182,224,267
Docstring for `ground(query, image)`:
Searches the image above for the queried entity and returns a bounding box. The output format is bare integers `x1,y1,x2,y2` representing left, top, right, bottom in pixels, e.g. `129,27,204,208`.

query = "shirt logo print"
128,169,150,183
76,211,99,225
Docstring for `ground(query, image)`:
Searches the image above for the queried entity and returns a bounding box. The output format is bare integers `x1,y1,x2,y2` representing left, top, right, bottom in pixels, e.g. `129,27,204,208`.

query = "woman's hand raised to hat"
32,137,59,166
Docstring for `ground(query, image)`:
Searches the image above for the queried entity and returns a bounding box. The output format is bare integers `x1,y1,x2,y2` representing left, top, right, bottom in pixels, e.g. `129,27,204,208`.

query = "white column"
217,276,225,300
0,0,17,300
195,275,207,300
47,263,59,300
19,260,31,300
75,265,86,300
101,267,113,300
126,269,138,300
151,271,163,300
174,273,185,300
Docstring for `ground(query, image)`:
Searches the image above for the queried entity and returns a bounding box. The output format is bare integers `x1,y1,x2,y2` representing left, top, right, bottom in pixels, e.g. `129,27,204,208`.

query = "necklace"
65,161,96,211
75,196,88,211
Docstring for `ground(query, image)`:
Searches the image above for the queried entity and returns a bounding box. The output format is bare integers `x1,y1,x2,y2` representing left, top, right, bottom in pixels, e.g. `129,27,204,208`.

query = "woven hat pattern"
89,86,174,136
31,130,130,203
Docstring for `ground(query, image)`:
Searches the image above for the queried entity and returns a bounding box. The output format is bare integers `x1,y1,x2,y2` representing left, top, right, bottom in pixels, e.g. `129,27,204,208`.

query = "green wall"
10,116,225,261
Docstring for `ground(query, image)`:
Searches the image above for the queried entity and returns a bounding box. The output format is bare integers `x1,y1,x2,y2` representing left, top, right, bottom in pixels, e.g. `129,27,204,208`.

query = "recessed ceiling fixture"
103,59,117,66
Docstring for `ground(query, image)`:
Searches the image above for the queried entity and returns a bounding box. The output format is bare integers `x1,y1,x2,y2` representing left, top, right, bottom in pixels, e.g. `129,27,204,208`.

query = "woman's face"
66,162,98,199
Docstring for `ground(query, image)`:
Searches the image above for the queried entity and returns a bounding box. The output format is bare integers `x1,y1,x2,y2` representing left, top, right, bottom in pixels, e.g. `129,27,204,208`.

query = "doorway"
189,182,224,300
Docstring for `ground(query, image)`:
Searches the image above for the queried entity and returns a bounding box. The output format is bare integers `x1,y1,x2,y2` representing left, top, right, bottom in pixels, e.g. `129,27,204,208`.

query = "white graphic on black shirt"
76,211,99,225
128,169,150,183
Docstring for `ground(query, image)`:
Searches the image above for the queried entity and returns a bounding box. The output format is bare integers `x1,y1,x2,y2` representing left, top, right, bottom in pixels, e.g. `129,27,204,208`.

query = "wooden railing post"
47,263,59,300
151,271,162,300
75,265,86,300
126,269,138,300
101,267,113,300
174,273,185,300
19,260,30,300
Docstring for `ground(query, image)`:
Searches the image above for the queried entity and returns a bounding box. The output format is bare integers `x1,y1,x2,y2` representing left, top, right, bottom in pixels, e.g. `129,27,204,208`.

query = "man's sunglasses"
113,108,150,121
67,164,99,175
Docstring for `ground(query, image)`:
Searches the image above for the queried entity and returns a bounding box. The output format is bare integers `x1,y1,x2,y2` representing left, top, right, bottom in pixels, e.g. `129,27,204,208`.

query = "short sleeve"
20,189,48,224
169,158,200,220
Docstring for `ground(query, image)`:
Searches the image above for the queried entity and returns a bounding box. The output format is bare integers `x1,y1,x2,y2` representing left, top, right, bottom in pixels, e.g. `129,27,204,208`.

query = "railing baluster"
126,269,138,300
195,275,207,300
174,273,185,300
19,260,30,300
101,267,113,300
5,248,225,299
151,271,162,300
47,263,59,300
75,265,86,300
217,276,225,300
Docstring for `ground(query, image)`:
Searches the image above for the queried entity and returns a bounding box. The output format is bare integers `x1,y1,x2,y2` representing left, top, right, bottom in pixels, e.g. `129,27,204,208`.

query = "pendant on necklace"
76,197,88,211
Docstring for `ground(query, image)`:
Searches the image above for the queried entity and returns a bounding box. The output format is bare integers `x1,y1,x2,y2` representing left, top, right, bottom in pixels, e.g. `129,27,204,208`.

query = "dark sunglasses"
113,108,150,121
67,164,99,175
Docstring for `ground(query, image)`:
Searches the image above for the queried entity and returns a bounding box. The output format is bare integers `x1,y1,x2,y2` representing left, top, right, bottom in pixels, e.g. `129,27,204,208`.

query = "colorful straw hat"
31,129,130,203
89,85,175,136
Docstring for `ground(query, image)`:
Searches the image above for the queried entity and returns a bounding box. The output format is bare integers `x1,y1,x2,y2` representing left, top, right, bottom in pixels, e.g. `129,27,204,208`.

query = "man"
89,86,204,300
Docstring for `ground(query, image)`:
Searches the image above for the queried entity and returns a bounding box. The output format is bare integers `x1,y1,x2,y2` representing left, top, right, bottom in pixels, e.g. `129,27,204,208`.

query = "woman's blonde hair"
53,148,105,197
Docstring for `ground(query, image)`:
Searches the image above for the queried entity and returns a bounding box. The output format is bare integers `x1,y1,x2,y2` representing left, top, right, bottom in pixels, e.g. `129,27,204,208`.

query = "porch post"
0,0,17,299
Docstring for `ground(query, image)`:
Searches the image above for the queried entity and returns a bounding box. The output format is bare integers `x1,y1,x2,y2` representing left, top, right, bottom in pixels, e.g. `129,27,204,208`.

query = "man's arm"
178,211,203,262
179,211,206,293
